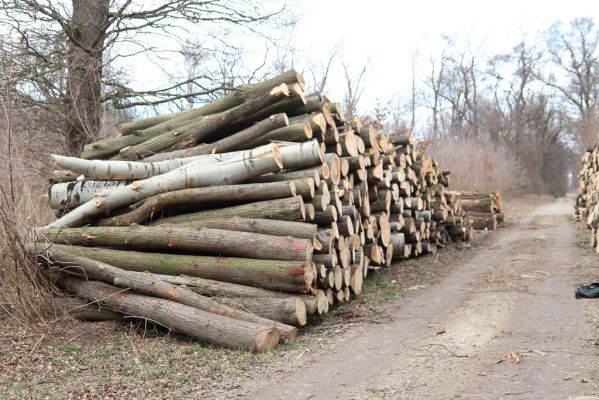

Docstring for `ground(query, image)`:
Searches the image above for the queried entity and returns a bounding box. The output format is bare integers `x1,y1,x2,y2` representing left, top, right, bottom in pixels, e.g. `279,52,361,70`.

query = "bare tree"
0,0,291,153
423,50,447,138
341,58,369,119
545,17,599,148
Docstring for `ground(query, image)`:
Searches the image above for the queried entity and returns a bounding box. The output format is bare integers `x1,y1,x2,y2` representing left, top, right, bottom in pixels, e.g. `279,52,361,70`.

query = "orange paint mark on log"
167,287,178,299
289,265,305,277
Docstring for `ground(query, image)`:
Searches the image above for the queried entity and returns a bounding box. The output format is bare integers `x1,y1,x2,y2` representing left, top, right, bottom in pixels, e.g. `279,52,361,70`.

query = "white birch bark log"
277,140,324,170
44,144,282,228
48,181,128,210
51,154,205,180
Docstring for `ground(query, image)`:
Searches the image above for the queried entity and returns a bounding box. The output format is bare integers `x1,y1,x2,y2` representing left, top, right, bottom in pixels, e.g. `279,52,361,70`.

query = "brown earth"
232,197,599,399
1,196,598,399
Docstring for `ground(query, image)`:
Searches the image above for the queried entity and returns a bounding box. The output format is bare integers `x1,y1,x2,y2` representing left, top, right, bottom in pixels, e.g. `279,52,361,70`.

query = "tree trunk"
66,0,109,155
36,244,314,293
143,113,289,161
38,225,313,263
153,196,306,225
467,216,497,230
248,166,325,184
52,154,192,180
55,297,123,321
35,245,297,340
279,140,324,170
61,278,279,352
116,85,289,160
95,181,297,226
214,296,307,326
246,123,312,148
82,70,303,159
48,180,129,210
158,273,320,317
46,144,282,228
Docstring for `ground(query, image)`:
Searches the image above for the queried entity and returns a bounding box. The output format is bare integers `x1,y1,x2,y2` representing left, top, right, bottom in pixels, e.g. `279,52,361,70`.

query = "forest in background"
0,2,597,200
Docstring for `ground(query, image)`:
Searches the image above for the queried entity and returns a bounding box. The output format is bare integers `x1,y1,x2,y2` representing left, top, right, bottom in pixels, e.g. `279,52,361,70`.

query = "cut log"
279,140,324,170
48,181,129,211
215,296,307,326
176,217,317,240
38,225,313,263
51,154,209,181
154,196,306,225
292,178,316,199
174,113,289,156
247,122,312,148
95,181,296,226
117,85,290,160
61,278,279,352
37,244,313,293
313,205,338,224
34,245,298,340
46,144,283,228
54,297,123,321
349,263,363,295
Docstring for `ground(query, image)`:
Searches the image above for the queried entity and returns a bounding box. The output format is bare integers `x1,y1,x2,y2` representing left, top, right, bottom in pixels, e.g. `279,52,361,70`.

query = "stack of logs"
32,70,473,352
448,191,504,231
576,145,599,251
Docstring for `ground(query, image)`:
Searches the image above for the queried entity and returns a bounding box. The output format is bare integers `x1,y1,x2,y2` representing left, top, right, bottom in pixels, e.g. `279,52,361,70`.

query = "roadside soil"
1,196,598,399
233,196,599,399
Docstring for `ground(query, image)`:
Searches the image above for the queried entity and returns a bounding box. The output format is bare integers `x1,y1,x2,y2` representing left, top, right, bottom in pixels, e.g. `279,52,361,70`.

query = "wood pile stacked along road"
576,145,599,251
31,69,475,352
447,190,504,231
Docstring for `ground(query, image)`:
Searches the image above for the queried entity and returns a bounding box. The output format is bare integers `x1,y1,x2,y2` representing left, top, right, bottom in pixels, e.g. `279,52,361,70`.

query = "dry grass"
0,86,63,324
428,137,530,197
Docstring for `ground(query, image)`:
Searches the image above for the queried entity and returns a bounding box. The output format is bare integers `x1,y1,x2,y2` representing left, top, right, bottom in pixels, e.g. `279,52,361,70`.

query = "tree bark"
46,144,282,228
37,244,313,293
61,278,279,352
143,113,289,160
54,297,123,321
35,245,297,339
38,225,313,263
95,181,296,226
116,85,290,160
51,153,237,180
82,70,303,159
48,180,129,210
253,171,325,189
279,140,324,170
246,123,313,148
214,296,307,326
153,196,306,225
66,0,109,155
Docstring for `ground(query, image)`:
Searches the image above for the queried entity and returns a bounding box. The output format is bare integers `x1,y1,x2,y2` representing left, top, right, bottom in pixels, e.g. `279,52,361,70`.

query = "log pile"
31,70,473,352
576,145,599,251
447,191,504,231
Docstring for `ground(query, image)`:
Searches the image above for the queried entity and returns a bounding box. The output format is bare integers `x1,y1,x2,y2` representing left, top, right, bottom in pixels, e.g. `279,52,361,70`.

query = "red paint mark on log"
273,237,283,248
291,241,304,252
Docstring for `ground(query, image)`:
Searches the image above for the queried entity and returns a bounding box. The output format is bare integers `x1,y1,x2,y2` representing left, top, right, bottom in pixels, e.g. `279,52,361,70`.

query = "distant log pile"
576,146,599,251
31,70,481,352
447,191,504,231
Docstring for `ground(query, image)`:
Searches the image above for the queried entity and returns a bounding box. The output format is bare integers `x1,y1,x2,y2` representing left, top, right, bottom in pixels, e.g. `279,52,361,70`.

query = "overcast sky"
287,0,599,113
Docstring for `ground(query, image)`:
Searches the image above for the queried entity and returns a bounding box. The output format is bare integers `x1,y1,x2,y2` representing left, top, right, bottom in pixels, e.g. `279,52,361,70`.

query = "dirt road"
239,198,599,399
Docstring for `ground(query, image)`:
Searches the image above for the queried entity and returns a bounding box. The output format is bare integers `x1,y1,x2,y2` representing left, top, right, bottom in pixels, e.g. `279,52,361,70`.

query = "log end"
254,328,280,352
294,297,308,326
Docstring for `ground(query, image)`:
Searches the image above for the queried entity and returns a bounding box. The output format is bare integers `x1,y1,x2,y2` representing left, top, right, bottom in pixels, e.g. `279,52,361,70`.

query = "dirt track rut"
238,198,599,399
